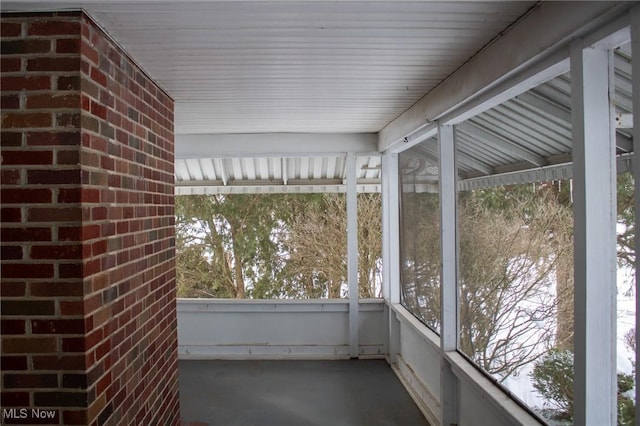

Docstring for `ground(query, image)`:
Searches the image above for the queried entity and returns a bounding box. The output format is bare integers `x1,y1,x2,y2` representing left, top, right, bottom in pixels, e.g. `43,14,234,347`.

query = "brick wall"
1,12,180,425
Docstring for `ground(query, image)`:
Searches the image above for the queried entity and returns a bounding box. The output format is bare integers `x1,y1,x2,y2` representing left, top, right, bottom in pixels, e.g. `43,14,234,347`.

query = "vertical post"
631,6,640,422
382,153,391,301
383,153,401,305
438,123,459,425
382,152,401,362
347,152,359,358
571,41,617,426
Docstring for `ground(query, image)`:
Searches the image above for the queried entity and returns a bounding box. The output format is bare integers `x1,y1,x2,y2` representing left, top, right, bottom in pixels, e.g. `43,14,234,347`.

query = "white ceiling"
3,1,536,134
7,1,632,194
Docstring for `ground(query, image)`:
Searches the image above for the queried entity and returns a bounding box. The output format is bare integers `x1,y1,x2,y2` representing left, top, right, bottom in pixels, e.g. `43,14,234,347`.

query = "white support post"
438,124,459,426
439,124,458,352
382,153,391,302
382,152,401,304
382,152,401,363
570,41,617,426
347,152,359,359
630,6,640,422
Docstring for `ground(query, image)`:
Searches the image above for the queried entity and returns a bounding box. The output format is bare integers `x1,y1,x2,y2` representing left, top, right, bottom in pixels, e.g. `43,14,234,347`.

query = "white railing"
176,298,387,359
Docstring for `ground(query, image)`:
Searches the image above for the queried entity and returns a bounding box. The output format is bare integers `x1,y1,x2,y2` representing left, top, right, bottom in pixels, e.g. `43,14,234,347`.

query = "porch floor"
178,359,430,426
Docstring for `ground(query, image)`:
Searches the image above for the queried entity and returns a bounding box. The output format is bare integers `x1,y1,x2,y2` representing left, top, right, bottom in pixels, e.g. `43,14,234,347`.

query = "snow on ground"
502,264,636,414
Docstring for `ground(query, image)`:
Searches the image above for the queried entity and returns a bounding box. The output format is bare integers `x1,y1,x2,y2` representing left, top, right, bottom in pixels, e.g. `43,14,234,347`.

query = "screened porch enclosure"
2,1,639,425
174,5,640,425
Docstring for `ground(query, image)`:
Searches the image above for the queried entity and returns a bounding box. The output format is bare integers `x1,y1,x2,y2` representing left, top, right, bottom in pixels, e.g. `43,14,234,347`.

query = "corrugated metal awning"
417,43,634,191
176,154,382,194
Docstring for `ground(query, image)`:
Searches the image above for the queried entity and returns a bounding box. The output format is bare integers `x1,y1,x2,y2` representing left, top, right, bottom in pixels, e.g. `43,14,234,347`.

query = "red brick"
1,188,52,204
58,226,81,241
57,149,80,165
1,131,22,147
1,112,52,128
62,409,88,425
0,245,23,260
27,57,81,72
62,373,88,388
90,101,108,119
27,131,80,146
3,373,58,388
1,39,51,55
1,299,55,316
84,328,103,351
26,93,79,109
90,67,107,87
60,300,85,316
80,150,100,168
1,391,30,407
1,150,53,165
32,319,85,334
30,281,84,297
2,337,57,354
57,75,81,91
81,40,99,65
0,282,25,297
34,391,88,407
1,94,20,109
92,240,107,256
1,57,21,72
1,207,22,222
59,263,83,279
95,370,111,394
1,22,22,37
33,355,87,370
58,188,81,203
82,188,100,203
91,207,107,221
1,76,51,91
0,12,178,425
61,337,84,353
27,169,80,184
31,244,82,260
28,20,81,36
57,38,81,54
0,227,51,241
1,356,28,371
1,319,26,335
83,258,100,276
57,112,81,128
1,263,54,279
1,169,21,185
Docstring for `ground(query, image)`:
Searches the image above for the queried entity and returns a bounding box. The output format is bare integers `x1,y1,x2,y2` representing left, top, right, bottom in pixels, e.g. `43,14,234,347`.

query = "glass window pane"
457,181,574,422
614,42,635,426
398,140,441,333
617,174,636,426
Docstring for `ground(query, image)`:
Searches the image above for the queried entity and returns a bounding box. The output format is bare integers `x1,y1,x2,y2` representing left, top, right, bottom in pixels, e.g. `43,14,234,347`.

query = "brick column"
1,12,179,425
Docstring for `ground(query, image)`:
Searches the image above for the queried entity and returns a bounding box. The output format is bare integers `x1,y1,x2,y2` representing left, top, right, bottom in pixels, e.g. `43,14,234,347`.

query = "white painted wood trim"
347,152,359,358
570,41,617,426
438,124,459,426
176,133,378,159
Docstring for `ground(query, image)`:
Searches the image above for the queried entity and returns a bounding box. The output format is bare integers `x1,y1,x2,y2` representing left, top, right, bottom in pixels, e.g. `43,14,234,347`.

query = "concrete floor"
179,359,430,426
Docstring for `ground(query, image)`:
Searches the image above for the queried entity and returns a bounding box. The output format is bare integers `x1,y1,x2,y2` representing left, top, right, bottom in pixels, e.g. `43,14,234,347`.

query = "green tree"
531,349,636,425
176,194,316,298
175,192,382,299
